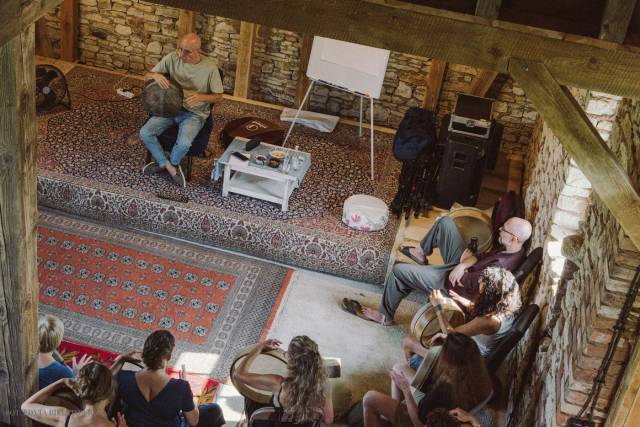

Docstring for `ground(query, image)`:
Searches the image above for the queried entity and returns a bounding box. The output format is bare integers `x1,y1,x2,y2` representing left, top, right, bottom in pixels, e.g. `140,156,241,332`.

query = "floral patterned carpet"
36,65,402,283
38,211,292,380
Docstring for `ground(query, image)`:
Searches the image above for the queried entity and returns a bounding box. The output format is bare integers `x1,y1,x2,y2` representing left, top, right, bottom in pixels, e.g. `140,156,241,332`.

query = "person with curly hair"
112,330,225,427
22,362,126,426
233,336,333,425
363,334,491,427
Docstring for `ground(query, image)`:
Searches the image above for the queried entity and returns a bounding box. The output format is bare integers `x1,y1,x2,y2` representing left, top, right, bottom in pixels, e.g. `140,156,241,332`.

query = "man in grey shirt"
140,33,224,187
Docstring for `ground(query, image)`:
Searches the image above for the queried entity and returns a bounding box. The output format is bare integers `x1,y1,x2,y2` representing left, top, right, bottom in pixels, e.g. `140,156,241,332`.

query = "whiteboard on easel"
306,36,390,99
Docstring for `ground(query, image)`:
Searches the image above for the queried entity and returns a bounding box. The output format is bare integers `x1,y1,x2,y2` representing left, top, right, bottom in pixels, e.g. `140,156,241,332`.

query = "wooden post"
422,58,446,112
470,69,499,97
233,21,256,99
606,339,640,426
59,0,78,62
177,9,195,43
0,24,40,427
510,58,640,251
599,0,637,43
35,17,52,57
475,0,502,19
294,33,313,109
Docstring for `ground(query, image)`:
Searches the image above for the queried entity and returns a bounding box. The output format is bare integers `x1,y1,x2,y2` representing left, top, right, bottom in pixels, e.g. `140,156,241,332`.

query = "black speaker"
435,132,487,209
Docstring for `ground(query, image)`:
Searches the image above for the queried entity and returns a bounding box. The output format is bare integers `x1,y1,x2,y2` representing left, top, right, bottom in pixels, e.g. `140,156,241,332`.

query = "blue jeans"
140,111,205,167
180,403,225,427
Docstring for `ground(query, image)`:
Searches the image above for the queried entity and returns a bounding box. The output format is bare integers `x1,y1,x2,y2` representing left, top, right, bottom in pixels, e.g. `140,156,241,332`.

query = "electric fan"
36,64,71,112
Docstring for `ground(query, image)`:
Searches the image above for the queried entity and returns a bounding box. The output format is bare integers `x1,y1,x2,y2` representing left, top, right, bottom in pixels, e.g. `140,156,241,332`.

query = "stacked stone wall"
43,0,538,156
515,90,640,426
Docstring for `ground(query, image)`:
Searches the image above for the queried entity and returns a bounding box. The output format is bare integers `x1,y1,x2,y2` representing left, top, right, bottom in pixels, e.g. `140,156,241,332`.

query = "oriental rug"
38,211,292,380
36,65,401,283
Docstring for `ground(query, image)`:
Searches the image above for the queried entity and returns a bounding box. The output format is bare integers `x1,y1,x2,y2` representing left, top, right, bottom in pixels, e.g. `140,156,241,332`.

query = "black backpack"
393,107,437,161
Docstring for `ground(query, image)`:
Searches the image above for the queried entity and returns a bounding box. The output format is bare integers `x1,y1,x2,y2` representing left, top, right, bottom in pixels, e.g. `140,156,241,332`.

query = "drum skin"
230,346,341,404
446,207,492,253
411,345,442,393
410,298,465,348
142,79,184,117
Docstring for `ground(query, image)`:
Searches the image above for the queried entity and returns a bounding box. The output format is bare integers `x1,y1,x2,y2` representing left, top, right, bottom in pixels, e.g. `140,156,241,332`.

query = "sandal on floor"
341,298,392,326
399,246,427,265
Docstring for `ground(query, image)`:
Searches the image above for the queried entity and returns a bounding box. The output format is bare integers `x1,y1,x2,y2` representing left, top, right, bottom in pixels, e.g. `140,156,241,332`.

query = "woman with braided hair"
112,330,225,427
22,362,126,426
233,336,334,425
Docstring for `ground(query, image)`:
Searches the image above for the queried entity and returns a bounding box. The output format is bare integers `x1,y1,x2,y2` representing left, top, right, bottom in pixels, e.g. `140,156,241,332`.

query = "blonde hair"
38,315,64,353
280,336,326,423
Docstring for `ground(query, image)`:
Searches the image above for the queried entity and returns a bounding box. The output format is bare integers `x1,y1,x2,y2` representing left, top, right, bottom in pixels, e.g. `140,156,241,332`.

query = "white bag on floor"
280,107,340,133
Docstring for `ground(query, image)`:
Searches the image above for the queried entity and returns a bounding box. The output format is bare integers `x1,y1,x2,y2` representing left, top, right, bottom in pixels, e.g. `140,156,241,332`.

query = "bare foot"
165,163,177,176
361,306,393,326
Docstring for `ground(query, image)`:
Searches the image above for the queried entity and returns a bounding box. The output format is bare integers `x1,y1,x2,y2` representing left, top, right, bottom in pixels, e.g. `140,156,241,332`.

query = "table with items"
211,138,311,212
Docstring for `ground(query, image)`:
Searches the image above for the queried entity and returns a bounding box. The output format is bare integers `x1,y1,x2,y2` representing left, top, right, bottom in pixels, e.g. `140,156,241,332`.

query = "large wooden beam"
0,0,62,48
35,17,52,57
475,0,502,19
0,24,39,427
233,21,256,99
599,0,637,43
422,58,446,112
294,33,313,109
59,0,78,62
606,338,640,426
470,69,499,97
177,9,196,43
147,0,640,99
510,58,640,251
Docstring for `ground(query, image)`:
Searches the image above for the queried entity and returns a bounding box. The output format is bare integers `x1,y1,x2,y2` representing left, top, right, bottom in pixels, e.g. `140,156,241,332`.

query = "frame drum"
230,346,341,404
410,297,465,348
446,206,492,254
142,78,184,118
411,344,442,393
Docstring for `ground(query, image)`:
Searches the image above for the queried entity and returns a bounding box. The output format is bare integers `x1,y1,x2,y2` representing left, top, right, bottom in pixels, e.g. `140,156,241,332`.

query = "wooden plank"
599,0,638,43
509,58,640,252
144,0,640,99
35,17,52,57
60,0,77,62
606,340,640,427
233,21,256,98
422,58,446,112
294,33,313,109
475,0,502,19
0,0,62,48
0,24,39,427
470,69,499,97
177,9,196,43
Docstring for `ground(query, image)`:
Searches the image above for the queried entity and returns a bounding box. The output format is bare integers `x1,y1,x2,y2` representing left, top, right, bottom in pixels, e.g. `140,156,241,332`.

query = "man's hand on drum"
448,263,467,287
151,73,171,89
448,289,472,309
258,339,282,352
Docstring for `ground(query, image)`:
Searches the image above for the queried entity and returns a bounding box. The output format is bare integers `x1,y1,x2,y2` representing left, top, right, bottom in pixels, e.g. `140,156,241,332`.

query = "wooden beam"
470,69,499,97
233,21,256,99
422,58,447,112
60,0,78,62
599,0,638,43
0,0,62,48
294,33,313,109
606,338,640,427
35,17,52,57
0,24,39,427
145,0,640,99
177,9,196,43
475,0,502,19
510,58,640,252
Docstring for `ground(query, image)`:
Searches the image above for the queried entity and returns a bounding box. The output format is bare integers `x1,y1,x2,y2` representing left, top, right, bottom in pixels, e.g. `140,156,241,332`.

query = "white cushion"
342,194,389,231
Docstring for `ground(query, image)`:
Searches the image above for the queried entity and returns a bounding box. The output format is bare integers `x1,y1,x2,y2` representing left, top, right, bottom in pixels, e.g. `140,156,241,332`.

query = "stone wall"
514,91,640,427
42,0,538,156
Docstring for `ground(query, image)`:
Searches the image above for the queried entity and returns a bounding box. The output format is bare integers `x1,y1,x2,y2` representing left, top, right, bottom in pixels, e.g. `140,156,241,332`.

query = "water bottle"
468,237,478,254
282,154,290,173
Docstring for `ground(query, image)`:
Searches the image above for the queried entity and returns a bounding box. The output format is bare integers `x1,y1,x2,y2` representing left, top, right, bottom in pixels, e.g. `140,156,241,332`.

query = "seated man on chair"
140,32,224,187
342,215,532,325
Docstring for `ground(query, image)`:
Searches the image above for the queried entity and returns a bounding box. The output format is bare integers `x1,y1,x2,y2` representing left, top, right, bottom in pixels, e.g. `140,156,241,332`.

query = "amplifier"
447,93,494,139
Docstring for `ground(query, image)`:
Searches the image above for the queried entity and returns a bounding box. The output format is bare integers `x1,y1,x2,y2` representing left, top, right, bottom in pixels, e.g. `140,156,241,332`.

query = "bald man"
342,215,532,325
140,33,224,188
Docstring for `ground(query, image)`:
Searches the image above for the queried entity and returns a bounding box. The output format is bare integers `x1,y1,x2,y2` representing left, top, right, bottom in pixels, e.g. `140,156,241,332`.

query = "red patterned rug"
58,340,220,404
38,210,292,380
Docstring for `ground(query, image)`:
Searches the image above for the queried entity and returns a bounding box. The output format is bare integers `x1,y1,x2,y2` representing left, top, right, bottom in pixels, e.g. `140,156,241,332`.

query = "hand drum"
142,78,184,117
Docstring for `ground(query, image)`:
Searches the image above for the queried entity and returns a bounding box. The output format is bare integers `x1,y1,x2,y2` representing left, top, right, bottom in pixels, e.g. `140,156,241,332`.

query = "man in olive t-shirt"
140,33,224,188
